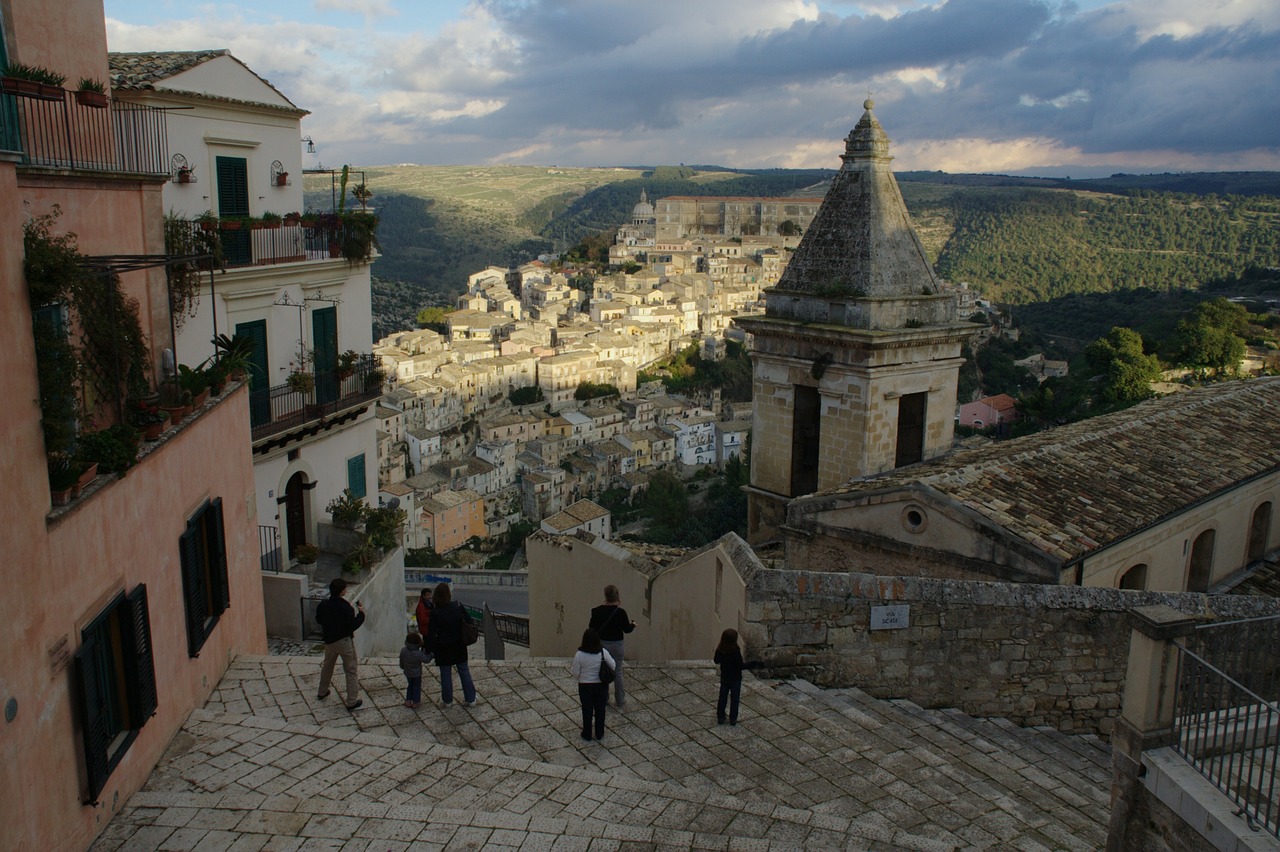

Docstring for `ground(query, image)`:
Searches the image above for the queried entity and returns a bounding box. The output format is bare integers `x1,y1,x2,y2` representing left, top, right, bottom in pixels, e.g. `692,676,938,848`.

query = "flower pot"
76,462,99,490
3,77,64,101
328,240,341,258
193,387,211,407
198,220,216,231
75,89,108,109
143,416,168,440
220,220,243,231
178,171,194,184
160,404,186,425
275,174,289,187
51,486,74,507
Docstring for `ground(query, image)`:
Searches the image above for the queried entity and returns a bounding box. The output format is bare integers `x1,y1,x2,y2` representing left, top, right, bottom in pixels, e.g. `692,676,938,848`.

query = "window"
1119,564,1147,590
180,498,231,657
75,586,157,804
347,454,367,498
1187,529,1215,593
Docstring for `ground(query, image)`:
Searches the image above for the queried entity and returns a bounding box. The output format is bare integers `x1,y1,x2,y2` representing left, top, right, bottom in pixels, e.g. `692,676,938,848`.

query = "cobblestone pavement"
91,656,1113,850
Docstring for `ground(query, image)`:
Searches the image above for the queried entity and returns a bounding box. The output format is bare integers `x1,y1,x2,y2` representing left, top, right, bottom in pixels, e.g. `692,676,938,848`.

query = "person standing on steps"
570,628,615,742
589,585,635,708
427,583,477,706
714,628,744,725
315,578,365,710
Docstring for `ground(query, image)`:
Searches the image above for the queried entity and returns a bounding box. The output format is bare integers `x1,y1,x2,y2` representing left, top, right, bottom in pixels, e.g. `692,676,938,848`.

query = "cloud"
104,0,1280,172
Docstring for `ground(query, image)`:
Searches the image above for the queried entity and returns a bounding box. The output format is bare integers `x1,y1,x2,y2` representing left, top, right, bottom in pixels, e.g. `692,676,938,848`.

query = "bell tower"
737,101,979,543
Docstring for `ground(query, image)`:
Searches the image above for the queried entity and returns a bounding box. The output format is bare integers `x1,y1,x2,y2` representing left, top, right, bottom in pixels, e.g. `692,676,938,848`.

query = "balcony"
0,85,168,174
168,213,377,270
250,354,383,443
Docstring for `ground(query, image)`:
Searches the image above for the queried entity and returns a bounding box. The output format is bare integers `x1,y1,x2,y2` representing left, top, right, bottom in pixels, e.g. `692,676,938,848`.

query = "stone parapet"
747,569,1280,736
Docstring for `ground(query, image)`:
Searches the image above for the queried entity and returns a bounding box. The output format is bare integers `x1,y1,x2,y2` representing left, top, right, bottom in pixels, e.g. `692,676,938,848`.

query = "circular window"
901,506,928,534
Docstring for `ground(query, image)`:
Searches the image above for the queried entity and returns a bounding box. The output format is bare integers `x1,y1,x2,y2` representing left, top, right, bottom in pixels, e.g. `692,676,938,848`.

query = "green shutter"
313,306,338,404
209,498,230,614
235,320,270,426
216,157,250,265
74,629,111,804
179,519,207,657
125,585,158,726
348,454,366,499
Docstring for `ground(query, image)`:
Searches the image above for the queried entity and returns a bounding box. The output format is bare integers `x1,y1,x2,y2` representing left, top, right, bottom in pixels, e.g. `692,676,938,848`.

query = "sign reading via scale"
870,604,910,630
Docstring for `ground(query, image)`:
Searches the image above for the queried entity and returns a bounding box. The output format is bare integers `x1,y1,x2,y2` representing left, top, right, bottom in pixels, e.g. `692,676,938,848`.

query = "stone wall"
746,569,1280,736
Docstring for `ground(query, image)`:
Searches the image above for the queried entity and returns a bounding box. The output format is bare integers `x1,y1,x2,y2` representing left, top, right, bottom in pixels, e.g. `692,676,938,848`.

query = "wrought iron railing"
0,87,167,173
1172,616,1280,838
169,217,374,270
259,525,283,573
249,354,384,442
487,609,530,647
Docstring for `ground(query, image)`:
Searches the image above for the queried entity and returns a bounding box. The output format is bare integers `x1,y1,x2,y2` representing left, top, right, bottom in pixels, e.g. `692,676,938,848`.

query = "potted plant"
132,399,171,440
176,164,195,184
256,211,282,230
219,215,247,231
74,77,108,109
336,349,360,380
326,488,368,530
2,62,66,100
283,211,302,226
79,424,140,475
196,211,218,231
275,171,289,187
48,455,78,506
338,211,379,263
351,182,373,211
341,541,377,578
287,370,314,395
364,367,386,393
212,333,254,380
295,543,320,564
177,361,212,407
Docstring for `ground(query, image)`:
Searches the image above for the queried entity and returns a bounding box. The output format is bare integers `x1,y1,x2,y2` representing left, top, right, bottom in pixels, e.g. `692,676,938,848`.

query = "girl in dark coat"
426,583,477,706
714,628,744,725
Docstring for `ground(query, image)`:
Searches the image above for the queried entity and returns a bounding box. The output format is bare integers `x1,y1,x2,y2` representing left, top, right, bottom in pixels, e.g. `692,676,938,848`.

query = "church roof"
774,100,939,298
811,378,1280,564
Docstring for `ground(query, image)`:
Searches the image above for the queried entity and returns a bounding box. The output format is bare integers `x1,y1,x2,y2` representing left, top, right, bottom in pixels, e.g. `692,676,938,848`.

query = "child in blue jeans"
400,632,433,708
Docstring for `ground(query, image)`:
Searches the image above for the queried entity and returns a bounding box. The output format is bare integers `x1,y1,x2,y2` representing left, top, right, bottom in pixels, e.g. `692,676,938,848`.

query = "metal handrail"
1171,628,1280,838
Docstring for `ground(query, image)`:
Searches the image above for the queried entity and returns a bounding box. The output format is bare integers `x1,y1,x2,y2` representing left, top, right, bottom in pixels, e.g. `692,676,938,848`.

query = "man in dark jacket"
316,578,366,710
589,585,636,708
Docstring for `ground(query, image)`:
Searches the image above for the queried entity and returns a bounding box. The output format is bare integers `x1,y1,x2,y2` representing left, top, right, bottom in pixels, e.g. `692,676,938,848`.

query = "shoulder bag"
598,651,615,684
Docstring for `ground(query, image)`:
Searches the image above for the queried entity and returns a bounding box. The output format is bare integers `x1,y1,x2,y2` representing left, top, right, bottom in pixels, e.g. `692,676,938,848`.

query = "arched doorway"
284,472,308,558
1248,502,1272,563
1187,530,1216,593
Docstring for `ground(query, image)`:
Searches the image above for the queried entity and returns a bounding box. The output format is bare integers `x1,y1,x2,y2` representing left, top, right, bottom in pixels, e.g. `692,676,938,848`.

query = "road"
440,585,529,616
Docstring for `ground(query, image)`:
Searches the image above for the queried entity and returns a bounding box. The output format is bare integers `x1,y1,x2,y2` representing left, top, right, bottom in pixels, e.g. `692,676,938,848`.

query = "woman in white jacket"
570,628,616,742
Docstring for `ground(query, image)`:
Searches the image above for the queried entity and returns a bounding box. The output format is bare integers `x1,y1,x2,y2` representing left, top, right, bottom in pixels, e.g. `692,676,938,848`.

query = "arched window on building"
1119,564,1147,590
1248,502,1272,563
1187,530,1216,593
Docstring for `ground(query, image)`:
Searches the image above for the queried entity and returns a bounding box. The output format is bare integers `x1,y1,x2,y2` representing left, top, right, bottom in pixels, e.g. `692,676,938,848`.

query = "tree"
574,381,619,401
1175,297,1249,376
509,385,544,405
416,306,453,331
1084,327,1160,404
641,470,690,531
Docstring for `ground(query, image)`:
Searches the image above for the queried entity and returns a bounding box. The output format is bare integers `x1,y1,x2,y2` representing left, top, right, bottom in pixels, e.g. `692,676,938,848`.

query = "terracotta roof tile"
820,377,1280,564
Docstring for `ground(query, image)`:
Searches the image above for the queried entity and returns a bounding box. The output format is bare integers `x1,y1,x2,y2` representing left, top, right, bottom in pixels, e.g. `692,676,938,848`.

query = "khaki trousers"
319,636,360,704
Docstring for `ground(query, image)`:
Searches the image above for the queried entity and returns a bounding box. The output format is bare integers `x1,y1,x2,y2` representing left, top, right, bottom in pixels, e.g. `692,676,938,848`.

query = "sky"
102,0,1280,178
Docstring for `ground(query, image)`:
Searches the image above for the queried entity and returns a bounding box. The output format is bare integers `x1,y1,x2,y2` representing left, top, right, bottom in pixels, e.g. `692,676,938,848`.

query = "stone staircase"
91,657,1116,851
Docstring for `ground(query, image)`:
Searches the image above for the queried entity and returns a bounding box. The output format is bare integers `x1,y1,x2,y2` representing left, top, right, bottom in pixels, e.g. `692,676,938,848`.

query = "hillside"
307,167,1280,336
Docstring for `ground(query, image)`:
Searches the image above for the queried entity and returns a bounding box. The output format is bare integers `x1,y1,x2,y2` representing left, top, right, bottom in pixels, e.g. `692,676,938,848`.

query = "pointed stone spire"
772,99,939,307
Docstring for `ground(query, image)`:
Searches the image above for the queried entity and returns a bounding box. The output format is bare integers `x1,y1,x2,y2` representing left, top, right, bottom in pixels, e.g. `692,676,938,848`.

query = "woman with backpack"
570,628,615,742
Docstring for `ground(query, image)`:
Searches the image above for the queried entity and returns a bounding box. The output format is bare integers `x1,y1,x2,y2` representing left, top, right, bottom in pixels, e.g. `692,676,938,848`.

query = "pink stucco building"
958,393,1021,430
1,2,267,848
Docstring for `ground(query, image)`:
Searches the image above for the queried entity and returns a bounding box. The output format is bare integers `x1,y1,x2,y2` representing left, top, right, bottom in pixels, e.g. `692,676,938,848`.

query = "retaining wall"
746,570,1280,736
